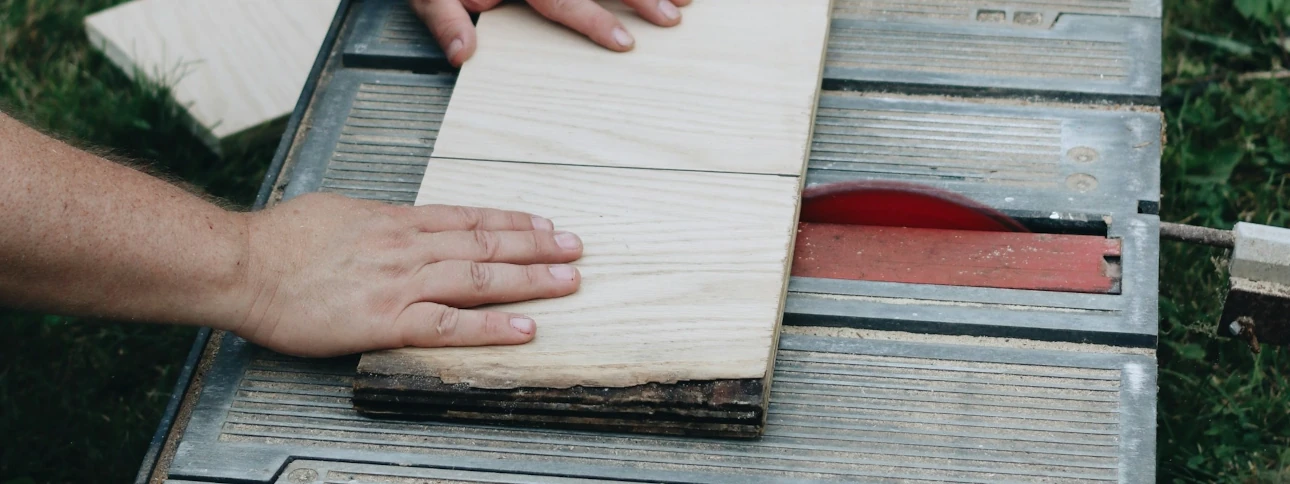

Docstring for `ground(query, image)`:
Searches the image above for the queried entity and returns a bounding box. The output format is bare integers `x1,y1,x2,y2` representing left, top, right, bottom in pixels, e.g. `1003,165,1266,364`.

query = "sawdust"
1231,277,1290,297
784,325,1157,356
825,89,1164,114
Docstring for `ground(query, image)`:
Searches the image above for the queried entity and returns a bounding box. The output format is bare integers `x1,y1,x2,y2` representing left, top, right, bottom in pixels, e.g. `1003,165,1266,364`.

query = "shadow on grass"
1,1,276,482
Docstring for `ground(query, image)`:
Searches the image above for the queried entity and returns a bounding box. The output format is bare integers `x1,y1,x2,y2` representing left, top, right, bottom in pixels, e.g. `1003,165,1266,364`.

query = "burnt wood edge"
351,391,760,420
352,372,769,438
354,404,763,439
352,372,765,409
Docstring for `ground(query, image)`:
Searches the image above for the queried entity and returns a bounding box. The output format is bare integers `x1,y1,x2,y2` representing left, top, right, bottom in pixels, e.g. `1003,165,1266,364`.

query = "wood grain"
430,0,833,175
84,0,339,152
357,158,802,389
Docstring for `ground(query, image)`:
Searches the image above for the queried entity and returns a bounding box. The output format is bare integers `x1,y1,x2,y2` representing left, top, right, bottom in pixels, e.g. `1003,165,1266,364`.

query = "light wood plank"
358,158,802,389
84,0,339,153
430,0,833,175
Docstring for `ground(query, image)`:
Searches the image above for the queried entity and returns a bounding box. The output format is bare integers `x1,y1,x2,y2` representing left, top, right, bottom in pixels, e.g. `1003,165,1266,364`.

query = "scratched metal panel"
825,15,1160,101
807,92,1161,217
341,0,447,71
168,333,1155,483
338,0,1160,102
280,70,451,202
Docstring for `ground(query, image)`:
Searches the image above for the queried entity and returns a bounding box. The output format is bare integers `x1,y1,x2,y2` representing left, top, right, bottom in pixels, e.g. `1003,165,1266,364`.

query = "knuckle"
472,230,501,260
524,266,543,287
528,231,548,254
548,0,576,12
453,206,485,229
434,306,461,337
468,261,492,292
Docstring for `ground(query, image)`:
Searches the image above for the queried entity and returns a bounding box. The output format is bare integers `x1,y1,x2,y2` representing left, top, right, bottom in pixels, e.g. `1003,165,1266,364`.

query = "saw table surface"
140,0,1163,482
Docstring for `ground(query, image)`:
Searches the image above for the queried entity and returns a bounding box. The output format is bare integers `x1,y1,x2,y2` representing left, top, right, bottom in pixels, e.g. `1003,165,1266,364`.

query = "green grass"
0,1,274,482
1158,0,1290,481
0,0,1288,482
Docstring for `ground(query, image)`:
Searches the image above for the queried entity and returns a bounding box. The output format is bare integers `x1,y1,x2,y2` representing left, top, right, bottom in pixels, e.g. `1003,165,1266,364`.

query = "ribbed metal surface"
811,100,1063,186
316,81,445,203
375,2,430,46
307,74,1160,216
216,343,1126,483
827,25,1129,82
341,0,446,69
338,0,1158,100
277,461,617,484
833,0,1133,22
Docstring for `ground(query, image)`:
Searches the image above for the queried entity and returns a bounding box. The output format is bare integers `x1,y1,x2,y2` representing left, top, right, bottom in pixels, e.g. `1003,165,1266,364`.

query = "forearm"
0,112,248,329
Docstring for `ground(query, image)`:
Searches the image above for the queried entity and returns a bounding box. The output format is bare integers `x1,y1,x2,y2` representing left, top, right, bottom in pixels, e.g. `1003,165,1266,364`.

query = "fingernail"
658,0,680,21
531,215,554,231
510,317,535,334
554,231,581,250
447,38,464,60
611,27,634,48
548,264,577,281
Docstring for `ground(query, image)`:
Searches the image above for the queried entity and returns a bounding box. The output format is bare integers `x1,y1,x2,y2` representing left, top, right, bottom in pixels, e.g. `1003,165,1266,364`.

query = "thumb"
409,0,477,66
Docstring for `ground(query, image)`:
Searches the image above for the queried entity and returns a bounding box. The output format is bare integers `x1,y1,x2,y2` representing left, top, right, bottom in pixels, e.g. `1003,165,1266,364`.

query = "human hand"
410,0,693,66
227,193,583,358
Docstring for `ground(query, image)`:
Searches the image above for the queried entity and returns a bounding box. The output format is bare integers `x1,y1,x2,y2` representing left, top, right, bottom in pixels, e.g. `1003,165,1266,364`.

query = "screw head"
287,468,319,484
1065,173,1099,193
1228,320,1243,336
1067,147,1100,163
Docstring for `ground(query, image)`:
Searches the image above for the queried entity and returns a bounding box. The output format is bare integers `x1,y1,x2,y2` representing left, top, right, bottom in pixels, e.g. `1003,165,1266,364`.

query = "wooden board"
355,0,833,437
430,0,833,176
359,159,801,389
84,0,339,154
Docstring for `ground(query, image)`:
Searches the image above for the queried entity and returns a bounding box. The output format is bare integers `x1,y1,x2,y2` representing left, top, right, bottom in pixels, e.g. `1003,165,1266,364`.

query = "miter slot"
167,334,1156,483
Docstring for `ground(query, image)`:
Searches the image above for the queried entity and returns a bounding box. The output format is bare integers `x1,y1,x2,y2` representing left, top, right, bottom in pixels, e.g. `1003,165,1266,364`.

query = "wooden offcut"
354,0,834,437
84,0,339,154
430,0,832,175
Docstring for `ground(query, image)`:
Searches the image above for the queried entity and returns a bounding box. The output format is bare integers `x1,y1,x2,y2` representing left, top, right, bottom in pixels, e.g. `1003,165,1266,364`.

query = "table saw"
137,0,1164,481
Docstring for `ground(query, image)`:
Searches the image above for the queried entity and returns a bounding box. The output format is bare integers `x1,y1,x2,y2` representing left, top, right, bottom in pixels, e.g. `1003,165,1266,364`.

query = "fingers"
397,303,536,347
459,0,503,11
421,260,580,308
422,229,583,264
409,0,476,66
527,0,636,51
407,204,555,232
619,0,683,27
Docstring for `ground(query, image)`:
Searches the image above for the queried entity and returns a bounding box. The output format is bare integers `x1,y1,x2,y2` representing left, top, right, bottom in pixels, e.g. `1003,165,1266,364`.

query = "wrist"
171,209,260,333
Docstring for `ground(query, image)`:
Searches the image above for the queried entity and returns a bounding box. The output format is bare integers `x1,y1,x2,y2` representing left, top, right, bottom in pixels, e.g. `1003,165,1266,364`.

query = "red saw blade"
799,180,1027,232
